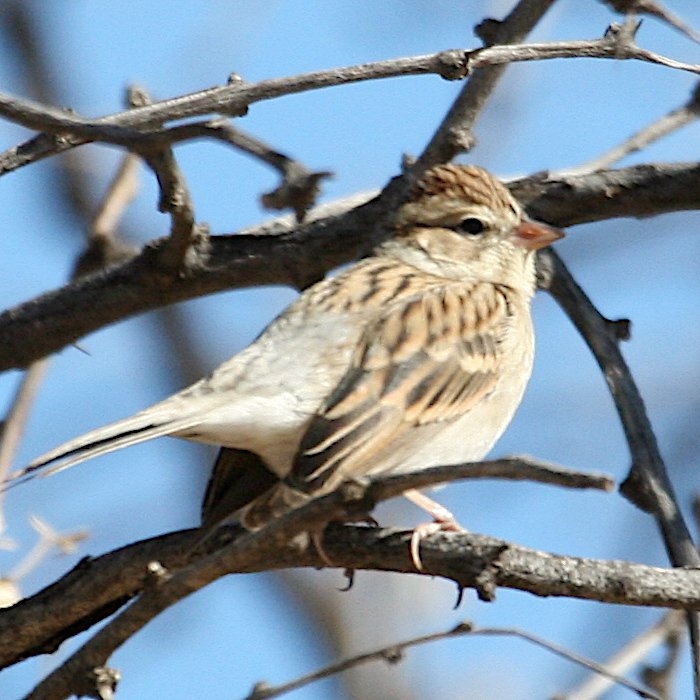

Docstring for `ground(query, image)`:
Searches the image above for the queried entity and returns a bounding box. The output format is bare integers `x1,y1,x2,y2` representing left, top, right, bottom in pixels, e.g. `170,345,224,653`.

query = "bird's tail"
7,408,202,487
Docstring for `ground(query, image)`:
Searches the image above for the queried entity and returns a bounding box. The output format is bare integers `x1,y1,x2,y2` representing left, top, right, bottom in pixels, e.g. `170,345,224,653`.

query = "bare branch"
124,87,201,273
16,511,700,699
0,163,697,374
191,120,333,221
247,621,660,700
89,154,140,240
602,0,700,44
0,26,698,176
73,154,140,278
0,2,94,222
541,250,698,564
557,82,700,176
541,248,700,693
0,149,140,530
562,611,684,700
509,162,700,226
416,0,557,166
0,361,49,497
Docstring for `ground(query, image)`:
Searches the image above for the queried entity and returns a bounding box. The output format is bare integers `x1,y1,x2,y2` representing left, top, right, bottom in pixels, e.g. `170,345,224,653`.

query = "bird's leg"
310,511,380,568
403,488,464,572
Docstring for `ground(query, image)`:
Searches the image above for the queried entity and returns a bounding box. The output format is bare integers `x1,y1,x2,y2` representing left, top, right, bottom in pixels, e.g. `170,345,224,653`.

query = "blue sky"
1,2,699,698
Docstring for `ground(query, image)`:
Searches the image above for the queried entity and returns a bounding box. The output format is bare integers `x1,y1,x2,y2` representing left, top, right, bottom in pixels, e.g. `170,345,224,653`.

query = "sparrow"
13,164,564,567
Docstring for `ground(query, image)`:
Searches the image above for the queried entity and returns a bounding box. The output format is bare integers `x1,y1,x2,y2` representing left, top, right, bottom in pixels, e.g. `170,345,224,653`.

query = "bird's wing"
201,448,278,526
288,282,512,493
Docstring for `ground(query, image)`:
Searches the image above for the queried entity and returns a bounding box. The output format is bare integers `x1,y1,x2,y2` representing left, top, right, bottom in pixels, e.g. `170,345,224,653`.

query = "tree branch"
15,521,700,699
247,620,660,700
541,247,700,695
1,455,611,669
0,163,697,374
555,81,700,177
416,0,557,166
1,24,698,176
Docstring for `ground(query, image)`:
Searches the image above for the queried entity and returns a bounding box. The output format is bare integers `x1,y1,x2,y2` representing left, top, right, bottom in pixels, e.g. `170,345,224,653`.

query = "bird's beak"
514,218,565,251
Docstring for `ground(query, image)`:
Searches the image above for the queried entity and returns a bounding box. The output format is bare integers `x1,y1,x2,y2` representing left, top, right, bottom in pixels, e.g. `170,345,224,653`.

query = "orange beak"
514,218,565,251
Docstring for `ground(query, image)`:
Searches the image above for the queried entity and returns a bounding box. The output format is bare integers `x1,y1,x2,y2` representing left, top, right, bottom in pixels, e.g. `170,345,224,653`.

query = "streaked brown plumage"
15,164,564,565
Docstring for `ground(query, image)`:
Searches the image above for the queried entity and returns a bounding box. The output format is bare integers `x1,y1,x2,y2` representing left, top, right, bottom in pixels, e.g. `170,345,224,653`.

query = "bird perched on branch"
13,164,564,568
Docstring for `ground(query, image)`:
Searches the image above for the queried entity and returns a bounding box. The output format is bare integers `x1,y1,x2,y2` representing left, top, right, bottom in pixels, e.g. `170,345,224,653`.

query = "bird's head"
384,164,564,293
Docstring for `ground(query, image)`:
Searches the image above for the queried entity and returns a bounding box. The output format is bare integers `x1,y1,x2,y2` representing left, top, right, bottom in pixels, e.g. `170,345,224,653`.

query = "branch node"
474,544,508,602
451,620,474,634
248,680,272,700
337,477,375,518
222,73,250,116
620,467,659,513
146,560,172,585
73,236,138,279
433,50,473,81
607,316,632,342
381,646,404,664
126,85,152,109
260,167,333,223
604,18,643,58
474,18,503,46
447,125,476,152
76,665,121,700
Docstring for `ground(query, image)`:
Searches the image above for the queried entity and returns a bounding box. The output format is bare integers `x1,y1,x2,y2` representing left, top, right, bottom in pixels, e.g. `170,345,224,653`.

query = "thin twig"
191,120,333,221
356,456,615,498
72,153,140,278
541,248,700,696
126,87,200,273
0,152,140,535
557,82,700,176
601,0,700,44
0,27,699,176
15,453,700,698
245,621,659,700
417,0,557,166
90,154,140,240
0,360,49,535
141,145,200,271
8,516,87,583
560,611,684,700
642,616,684,700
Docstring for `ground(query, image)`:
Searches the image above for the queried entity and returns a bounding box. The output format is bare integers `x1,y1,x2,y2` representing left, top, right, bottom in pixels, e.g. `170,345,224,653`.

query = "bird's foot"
409,517,464,572
403,488,465,571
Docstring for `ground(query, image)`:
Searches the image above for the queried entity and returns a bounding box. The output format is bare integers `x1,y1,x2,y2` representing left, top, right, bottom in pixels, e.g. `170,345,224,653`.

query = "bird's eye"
455,218,486,236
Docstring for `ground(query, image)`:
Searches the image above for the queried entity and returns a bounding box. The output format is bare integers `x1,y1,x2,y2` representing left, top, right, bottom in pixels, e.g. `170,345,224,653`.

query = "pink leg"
403,488,464,571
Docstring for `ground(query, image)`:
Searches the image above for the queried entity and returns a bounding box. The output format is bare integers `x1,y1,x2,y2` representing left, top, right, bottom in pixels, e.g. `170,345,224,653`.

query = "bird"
12,164,564,568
